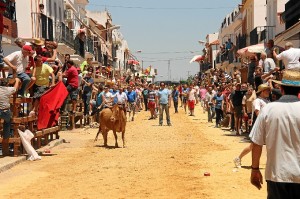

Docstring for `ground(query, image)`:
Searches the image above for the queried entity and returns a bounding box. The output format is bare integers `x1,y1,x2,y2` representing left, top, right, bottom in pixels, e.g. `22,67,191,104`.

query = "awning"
127,59,140,65
237,43,264,57
189,55,204,63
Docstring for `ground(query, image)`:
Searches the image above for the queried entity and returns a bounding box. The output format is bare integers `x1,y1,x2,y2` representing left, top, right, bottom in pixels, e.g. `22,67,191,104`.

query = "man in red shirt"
62,60,78,113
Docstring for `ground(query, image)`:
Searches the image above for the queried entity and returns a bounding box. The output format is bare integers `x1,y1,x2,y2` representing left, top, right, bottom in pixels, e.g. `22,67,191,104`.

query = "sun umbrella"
237,43,264,57
127,59,140,65
189,55,204,63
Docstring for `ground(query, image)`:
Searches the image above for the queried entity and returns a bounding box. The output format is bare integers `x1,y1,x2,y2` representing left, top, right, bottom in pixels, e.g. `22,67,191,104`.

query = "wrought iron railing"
58,22,74,48
86,37,94,54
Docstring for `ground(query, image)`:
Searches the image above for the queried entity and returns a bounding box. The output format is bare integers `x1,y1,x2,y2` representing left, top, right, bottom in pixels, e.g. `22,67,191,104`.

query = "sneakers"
233,157,241,168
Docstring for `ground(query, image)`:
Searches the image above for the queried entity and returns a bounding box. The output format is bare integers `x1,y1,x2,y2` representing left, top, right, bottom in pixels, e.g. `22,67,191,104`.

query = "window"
59,7,62,22
49,0,52,17
54,2,57,21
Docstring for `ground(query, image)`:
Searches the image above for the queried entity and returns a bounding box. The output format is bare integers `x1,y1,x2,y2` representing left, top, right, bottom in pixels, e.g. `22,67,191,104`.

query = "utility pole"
187,71,191,77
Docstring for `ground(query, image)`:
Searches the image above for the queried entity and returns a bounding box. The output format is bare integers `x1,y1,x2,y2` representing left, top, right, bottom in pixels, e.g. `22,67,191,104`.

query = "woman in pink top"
199,85,207,113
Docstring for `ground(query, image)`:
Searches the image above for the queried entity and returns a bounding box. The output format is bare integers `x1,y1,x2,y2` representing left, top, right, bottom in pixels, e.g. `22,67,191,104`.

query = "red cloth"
65,66,79,88
38,81,68,130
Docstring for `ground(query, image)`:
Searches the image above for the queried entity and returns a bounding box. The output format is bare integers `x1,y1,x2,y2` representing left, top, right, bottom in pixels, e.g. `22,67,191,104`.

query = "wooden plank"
35,131,43,137
0,137,21,143
10,97,33,104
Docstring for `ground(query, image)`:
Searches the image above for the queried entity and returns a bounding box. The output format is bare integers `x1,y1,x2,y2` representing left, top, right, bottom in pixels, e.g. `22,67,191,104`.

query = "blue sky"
87,0,241,81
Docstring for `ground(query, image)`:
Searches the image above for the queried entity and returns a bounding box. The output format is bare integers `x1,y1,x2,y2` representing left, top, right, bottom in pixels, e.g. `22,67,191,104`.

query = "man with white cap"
250,70,300,198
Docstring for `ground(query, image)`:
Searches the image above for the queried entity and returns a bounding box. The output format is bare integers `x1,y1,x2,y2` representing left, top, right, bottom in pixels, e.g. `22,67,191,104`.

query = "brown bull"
94,104,127,148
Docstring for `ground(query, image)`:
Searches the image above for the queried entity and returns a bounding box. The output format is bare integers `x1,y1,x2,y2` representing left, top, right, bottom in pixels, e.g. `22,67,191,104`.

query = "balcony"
85,37,94,59
284,0,300,29
250,27,258,45
71,38,85,64
56,22,75,55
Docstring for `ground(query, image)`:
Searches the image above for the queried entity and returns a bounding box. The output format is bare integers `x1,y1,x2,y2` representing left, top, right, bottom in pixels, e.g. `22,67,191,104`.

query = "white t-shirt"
188,89,196,101
116,92,128,104
5,51,29,74
252,97,269,113
276,48,300,70
250,98,300,183
103,92,113,105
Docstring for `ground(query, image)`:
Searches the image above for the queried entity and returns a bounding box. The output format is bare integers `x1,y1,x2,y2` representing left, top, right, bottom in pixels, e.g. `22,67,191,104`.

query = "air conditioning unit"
65,9,73,21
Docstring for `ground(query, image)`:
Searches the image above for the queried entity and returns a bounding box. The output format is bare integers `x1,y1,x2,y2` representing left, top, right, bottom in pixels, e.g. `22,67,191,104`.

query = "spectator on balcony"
228,42,236,64
273,42,300,71
4,45,34,97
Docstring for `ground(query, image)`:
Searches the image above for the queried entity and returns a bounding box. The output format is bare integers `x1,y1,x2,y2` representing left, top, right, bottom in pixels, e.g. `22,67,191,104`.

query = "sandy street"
0,104,267,199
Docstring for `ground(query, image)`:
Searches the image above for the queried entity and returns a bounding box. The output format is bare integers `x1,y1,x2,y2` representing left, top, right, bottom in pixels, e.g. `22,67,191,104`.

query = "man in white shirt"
4,45,33,97
116,87,128,113
250,70,300,198
273,42,300,70
259,52,276,74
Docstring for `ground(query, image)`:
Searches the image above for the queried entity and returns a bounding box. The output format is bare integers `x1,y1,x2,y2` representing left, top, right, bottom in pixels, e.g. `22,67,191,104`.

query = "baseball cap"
22,45,34,53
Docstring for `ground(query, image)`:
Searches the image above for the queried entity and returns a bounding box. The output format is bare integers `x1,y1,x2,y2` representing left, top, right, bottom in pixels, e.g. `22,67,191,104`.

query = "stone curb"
0,138,65,173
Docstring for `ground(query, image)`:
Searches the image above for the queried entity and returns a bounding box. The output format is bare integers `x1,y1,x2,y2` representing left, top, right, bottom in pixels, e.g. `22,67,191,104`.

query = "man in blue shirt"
172,86,179,113
156,82,171,126
126,86,136,121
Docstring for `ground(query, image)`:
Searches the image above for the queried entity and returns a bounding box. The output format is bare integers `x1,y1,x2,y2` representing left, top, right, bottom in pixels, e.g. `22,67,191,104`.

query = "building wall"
253,0,266,28
16,0,64,39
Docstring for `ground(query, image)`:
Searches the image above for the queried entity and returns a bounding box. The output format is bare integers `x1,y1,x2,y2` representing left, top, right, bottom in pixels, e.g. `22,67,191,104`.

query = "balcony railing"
85,37,94,54
236,34,247,50
58,22,74,48
3,2,16,22
250,27,258,45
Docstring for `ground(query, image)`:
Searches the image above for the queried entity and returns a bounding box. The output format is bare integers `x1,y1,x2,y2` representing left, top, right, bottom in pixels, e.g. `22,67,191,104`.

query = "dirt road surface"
0,105,267,199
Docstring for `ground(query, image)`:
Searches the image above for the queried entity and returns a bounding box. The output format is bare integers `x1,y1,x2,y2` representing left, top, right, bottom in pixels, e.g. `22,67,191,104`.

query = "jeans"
173,100,178,112
159,104,171,125
82,93,91,115
0,109,12,139
215,108,223,126
8,72,30,96
207,105,215,122
144,98,148,111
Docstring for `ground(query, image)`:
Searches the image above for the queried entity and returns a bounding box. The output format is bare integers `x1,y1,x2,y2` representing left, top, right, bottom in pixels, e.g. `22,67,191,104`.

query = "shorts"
183,97,187,104
33,84,48,99
127,102,135,112
67,85,78,101
148,101,156,109
234,106,243,117
188,100,195,109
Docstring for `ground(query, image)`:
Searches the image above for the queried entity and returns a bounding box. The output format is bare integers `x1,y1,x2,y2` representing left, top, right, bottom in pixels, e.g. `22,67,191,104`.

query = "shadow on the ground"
94,144,118,149
39,153,58,156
